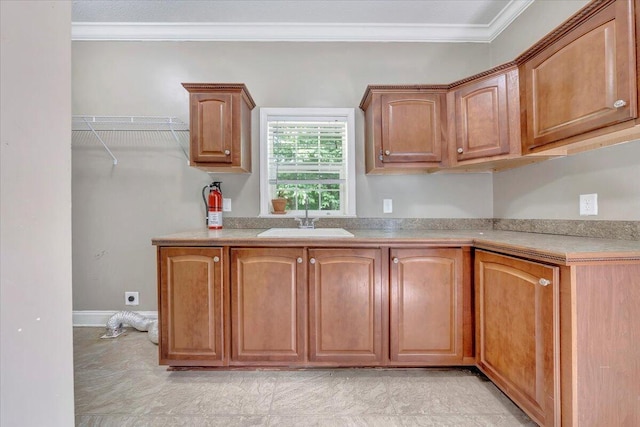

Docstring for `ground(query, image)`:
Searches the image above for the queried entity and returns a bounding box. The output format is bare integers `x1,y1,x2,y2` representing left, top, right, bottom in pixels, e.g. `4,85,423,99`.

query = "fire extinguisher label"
208,211,223,228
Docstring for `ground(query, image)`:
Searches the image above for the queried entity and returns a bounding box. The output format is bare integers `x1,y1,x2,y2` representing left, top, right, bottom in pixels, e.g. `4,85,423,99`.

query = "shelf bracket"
168,118,190,163
81,117,118,165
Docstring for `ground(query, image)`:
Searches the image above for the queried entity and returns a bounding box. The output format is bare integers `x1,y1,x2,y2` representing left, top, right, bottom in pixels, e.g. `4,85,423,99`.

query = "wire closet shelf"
72,115,190,165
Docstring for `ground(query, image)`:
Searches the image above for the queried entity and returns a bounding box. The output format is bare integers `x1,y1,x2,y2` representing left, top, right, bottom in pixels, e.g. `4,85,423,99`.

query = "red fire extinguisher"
202,181,223,229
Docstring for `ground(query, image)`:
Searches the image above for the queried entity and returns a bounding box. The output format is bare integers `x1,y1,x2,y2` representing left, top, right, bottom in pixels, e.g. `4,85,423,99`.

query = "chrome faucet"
295,195,318,229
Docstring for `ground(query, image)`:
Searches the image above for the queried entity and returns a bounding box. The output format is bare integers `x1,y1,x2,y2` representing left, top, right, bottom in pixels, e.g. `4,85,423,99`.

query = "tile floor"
74,327,537,426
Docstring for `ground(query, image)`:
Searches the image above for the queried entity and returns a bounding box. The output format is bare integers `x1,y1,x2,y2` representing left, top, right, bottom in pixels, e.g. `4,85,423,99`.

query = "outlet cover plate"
125,291,139,306
383,199,393,213
580,193,598,216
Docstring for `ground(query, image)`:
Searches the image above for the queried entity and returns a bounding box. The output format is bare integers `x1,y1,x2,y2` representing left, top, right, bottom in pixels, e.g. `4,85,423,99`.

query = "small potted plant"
271,189,288,214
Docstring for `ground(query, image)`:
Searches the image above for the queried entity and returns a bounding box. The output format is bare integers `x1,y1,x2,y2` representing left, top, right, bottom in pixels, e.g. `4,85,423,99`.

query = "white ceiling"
71,0,535,42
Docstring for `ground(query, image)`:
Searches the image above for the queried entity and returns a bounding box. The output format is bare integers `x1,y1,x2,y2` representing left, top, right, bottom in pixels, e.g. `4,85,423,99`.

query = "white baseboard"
73,310,158,327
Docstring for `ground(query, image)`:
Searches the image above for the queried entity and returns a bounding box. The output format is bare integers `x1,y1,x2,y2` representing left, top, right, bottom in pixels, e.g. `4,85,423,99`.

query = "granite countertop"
152,228,640,265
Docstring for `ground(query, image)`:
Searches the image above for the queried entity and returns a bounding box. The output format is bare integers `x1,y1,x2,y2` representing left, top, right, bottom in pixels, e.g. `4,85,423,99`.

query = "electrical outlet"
383,199,393,213
125,291,139,306
579,193,598,216
223,198,232,212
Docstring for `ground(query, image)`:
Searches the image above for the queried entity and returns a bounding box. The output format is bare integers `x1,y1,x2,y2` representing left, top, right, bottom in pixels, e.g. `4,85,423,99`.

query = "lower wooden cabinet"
230,248,306,365
475,250,559,426
308,248,384,365
157,245,468,369
156,242,640,424
389,248,464,365
158,247,225,366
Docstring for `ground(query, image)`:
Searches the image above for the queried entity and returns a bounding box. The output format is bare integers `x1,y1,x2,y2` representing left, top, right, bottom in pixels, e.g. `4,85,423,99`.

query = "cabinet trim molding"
182,83,256,109
515,0,618,64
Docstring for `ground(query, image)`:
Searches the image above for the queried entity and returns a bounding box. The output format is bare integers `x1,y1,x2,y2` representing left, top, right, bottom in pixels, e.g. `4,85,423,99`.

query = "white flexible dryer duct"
102,311,159,344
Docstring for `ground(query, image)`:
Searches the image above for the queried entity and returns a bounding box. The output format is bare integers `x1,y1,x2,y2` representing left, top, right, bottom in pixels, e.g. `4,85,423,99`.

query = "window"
260,108,356,217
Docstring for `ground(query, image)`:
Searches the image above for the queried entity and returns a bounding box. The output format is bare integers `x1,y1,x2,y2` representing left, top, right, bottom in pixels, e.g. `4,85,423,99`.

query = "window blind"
267,118,348,212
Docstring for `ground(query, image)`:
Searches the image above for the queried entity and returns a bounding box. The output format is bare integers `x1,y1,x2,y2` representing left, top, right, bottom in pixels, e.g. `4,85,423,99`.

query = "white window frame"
259,107,356,218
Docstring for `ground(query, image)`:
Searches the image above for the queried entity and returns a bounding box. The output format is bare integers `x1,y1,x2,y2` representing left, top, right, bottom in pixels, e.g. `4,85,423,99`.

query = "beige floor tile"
74,368,171,416
267,415,404,426
401,414,538,426
73,327,536,426
76,414,268,426
270,375,395,416
149,372,277,416
387,371,524,416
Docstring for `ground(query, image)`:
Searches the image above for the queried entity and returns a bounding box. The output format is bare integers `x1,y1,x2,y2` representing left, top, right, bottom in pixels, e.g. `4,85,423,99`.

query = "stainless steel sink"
257,228,354,238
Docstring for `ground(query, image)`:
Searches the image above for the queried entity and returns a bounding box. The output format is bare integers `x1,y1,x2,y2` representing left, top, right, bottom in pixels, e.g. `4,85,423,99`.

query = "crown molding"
70,22,492,42
72,2,535,43
485,0,535,41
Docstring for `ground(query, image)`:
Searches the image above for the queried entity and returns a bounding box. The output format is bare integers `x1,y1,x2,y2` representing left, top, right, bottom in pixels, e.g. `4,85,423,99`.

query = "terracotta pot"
271,198,287,214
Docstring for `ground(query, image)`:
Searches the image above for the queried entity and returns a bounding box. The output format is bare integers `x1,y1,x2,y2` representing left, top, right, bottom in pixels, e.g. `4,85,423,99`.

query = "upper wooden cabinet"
519,0,638,153
360,86,447,174
182,83,255,173
446,66,521,167
359,0,640,173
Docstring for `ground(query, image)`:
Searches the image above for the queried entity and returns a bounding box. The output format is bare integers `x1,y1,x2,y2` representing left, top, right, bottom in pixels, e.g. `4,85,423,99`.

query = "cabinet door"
159,247,225,366
230,248,306,364
452,71,515,161
523,0,637,151
381,93,443,163
389,248,463,365
308,248,383,365
190,93,233,164
475,250,559,427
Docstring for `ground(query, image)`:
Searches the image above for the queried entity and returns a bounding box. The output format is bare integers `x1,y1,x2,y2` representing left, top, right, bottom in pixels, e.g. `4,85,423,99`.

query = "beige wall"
489,0,640,221
71,0,640,313
72,41,495,311
493,141,640,220
1,1,75,426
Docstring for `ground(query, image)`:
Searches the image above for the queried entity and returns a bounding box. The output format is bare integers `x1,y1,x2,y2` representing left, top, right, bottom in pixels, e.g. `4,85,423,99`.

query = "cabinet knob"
213,256,220,263
457,148,464,154
309,258,316,265
392,257,399,264
224,149,231,156
384,150,391,156
297,257,303,264
613,99,627,108
538,278,551,287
